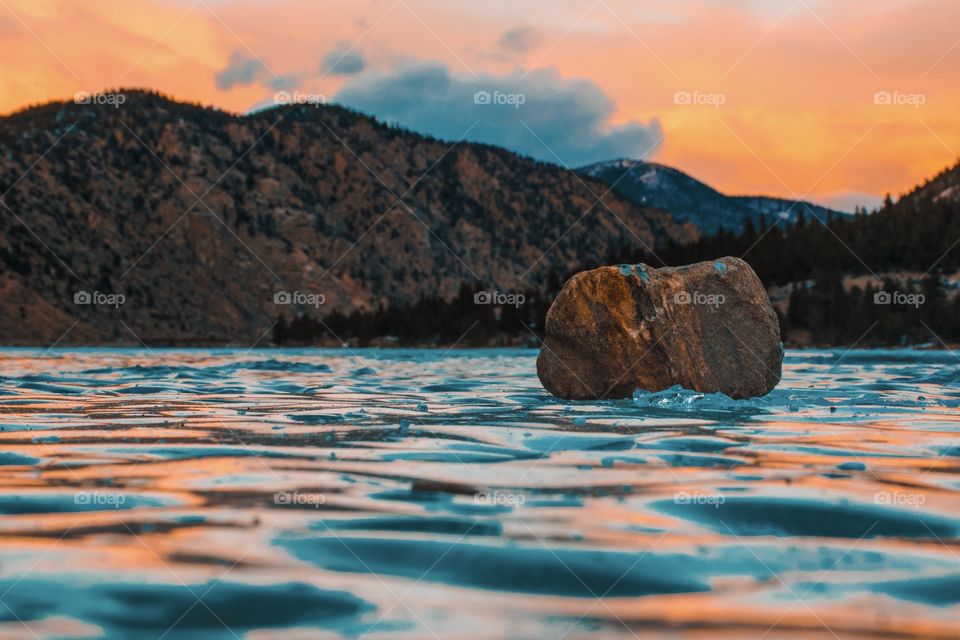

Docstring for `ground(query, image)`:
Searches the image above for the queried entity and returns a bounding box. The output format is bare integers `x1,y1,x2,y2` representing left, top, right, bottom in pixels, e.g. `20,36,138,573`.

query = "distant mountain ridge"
580,159,848,235
0,90,691,344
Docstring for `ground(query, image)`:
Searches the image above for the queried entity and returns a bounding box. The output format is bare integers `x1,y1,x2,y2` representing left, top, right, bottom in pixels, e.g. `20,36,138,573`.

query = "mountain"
579,159,847,235
617,158,960,290
894,161,960,209
0,90,692,345
731,195,846,224
608,158,960,347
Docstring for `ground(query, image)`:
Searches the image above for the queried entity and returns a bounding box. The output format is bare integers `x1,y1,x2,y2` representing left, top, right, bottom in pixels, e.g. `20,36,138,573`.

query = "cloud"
498,26,540,55
215,51,298,91
270,74,299,91
334,63,663,167
215,52,261,90
321,47,366,76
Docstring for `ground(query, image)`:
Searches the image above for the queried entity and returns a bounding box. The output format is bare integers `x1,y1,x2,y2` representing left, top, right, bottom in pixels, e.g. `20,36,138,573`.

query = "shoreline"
0,342,955,351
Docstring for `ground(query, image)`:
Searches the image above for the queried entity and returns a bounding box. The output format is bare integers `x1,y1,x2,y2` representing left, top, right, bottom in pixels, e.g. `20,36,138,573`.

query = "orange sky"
1,0,958,210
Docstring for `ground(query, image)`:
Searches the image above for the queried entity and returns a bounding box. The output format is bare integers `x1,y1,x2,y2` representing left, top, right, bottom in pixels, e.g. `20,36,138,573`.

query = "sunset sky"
1,0,958,210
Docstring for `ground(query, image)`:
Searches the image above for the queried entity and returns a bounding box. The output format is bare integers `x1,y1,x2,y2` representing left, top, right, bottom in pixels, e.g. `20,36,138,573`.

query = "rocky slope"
0,91,692,345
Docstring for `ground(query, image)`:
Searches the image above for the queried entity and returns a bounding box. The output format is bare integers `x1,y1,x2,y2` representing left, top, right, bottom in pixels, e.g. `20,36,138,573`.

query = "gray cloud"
334,63,662,167
498,26,540,55
321,48,366,76
215,51,298,91
270,74,299,92
215,52,261,90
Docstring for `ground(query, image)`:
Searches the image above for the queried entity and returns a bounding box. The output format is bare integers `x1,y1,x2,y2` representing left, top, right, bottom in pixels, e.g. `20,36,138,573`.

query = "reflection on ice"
0,347,957,638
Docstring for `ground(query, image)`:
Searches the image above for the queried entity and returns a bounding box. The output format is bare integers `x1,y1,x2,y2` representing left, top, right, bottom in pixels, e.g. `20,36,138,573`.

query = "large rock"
536,257,782,399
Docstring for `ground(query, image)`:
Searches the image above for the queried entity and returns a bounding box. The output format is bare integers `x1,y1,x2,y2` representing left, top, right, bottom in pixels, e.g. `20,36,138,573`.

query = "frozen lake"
0,348,957,638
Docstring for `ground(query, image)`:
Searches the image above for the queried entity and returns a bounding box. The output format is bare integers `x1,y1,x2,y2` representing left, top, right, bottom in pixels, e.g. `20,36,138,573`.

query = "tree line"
275,163,960,347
